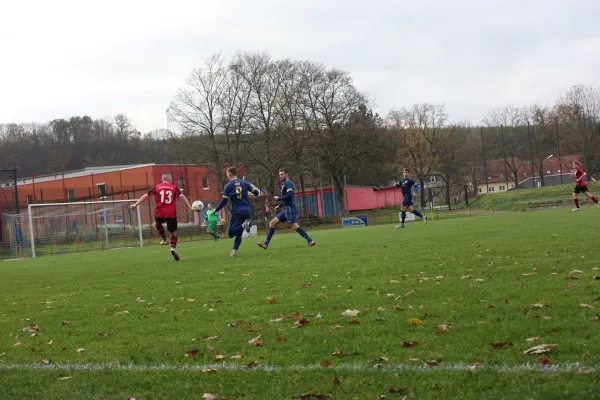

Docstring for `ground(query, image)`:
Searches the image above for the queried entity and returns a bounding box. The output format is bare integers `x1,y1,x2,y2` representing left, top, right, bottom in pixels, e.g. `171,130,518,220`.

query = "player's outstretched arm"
130,193,149,209
213,197,228,213
179,194,194,212
248,183,261,197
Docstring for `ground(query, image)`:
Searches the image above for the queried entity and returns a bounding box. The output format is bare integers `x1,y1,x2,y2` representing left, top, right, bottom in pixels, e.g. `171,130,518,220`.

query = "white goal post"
20,200,143,258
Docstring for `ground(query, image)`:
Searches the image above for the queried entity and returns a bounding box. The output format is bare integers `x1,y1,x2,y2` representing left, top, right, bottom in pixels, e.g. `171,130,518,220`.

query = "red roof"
475,155,580,184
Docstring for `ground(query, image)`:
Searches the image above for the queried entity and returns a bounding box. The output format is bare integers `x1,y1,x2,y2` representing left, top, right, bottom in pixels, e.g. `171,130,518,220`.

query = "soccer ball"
192,200,204,212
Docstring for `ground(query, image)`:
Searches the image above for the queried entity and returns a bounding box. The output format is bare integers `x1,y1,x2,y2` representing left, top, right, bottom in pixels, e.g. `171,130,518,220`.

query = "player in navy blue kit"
374,168,426,228
257,169,316,249
214,167,260,258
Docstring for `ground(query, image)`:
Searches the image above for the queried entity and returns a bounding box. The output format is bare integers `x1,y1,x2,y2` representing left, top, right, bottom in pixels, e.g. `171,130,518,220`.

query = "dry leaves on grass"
407,318,422,325
248,335,264,347
526,337,540,343
275,336,286,342
247,361,256,368
39,358,51,365
204,336,220,341
401,341,419,348
426,360,441,367
538,357,552,365
320,360,333,368
435,324,452,334
75,348,85,353
331,376,341,385
580,304,594,309
57,376,72,381
202,394,216,400
389,387,409,393
185,349,201,358
331,349,344,357
341,310,359,318
577,368,593,374
330,324,342,329
293,319,310,328
524,344,557,355
23,324,40,333
201,369,217,374
490,342,513,349
300,393,331,400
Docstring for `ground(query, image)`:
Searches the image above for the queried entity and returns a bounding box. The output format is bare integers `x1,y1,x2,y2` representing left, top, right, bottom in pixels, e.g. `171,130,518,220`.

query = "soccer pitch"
1,210,599,399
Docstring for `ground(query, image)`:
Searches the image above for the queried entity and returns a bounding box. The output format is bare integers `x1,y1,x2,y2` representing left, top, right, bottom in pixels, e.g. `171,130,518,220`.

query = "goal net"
4,200,143,259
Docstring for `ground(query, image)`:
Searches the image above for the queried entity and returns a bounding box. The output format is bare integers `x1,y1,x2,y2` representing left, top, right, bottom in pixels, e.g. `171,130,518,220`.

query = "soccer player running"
130,172,194,261
257,169,316,249
213,167,260,258
571,161,599,211
374,168,427,228
202,203,221,241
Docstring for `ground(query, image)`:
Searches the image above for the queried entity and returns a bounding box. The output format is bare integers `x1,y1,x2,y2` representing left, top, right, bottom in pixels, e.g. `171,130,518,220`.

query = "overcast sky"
1,0,599,132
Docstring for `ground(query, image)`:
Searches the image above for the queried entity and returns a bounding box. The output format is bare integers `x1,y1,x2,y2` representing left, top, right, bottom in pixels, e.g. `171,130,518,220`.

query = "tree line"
1,50,600,213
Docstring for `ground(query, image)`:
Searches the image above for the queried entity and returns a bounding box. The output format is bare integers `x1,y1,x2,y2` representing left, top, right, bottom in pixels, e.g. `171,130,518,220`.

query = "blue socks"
233,234,242,251
296,227,312,243
265,227,275,245
413,209,423,219
401,211,406,223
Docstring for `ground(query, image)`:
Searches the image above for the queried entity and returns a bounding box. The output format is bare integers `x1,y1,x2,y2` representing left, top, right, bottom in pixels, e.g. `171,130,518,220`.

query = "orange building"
13,164,232,207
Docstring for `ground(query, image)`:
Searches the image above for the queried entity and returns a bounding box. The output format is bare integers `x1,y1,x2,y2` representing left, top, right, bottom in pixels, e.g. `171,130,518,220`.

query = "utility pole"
480,128,490,193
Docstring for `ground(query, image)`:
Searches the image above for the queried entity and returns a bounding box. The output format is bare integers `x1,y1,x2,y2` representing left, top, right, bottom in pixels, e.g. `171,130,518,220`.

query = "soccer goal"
4,200,144,259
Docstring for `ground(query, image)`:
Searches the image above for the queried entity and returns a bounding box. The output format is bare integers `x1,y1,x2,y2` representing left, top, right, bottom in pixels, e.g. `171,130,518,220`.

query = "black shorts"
155,217,177,232
574,185,588,194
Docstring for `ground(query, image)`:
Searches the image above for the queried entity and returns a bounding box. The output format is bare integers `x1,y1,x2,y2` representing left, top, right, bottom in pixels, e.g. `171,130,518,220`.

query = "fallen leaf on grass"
230,354,242,359
469,360,482,370
580,304,594,309
45,340,54,345
331,376,341,385
570,270,584,275
592,315,600,321
577,368,593,374
524,344,557,355
490,342,513,349
57,376,72,381
201,369,217,374
538,357,551,365
377,307,385,312
75,348,85,353
315,312,322,319
320,360,333,368
13,336,22,346
300,393,331,400
526,337,540,343
531,304,545,309
426,360,441,367
389,387,409,393
331,349,344,357
247,361,256,368
461,275,472,279
409,358,419,362
202,394,216,400
349,320,360,325
275,336,286,342
185,349,201,358
23,324,40,333
293,318,309,328
341,310,359,317
330,324,342,329
214,354,227,360
435,324,452,334
401,341,419,348
40,358,51,365
248,335,264,347
407,318,422,325
204,336,220,341
593,276,600,280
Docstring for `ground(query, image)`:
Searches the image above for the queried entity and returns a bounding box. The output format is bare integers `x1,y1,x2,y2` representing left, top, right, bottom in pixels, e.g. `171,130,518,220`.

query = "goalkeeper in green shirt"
203,203,221,240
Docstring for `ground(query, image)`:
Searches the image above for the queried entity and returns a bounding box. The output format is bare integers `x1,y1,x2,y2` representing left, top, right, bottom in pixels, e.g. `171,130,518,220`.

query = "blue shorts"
276,209,298,224
402,197,413,207
229,212,250,235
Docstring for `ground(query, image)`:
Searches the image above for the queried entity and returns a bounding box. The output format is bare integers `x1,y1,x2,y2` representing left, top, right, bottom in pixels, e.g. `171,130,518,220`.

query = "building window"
67,189,75,202
429,175,436,183
488,187,495,192
202,176,209,190
499,186,505,191
97,183,107,198
26,195,33,205
536,181,542,188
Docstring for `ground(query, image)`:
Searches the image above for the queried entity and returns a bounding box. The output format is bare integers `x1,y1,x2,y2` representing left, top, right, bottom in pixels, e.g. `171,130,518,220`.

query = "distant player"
214,167,260,258
130,172,194,261
202,203,221,241
571,161,599,211
374,168,427,228
257,169,316,249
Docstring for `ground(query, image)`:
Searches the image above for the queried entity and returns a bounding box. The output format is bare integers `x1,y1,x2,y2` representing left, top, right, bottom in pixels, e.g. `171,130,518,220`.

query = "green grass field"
1,209,599,400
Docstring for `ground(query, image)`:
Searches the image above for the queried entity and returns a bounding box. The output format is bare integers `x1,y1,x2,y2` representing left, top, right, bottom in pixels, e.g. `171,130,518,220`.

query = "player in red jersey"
571,161,599,211
130,173,194,261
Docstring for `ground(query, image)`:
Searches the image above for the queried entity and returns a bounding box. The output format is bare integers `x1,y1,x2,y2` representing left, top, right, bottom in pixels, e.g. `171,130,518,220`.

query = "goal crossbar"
27,200,143,258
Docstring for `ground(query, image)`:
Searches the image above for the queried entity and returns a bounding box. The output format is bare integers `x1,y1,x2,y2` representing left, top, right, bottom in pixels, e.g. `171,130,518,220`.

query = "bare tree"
389,103,447,207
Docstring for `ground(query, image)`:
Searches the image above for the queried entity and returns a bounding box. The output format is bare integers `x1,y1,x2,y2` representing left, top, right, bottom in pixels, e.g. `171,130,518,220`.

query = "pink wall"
346,187,403,211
